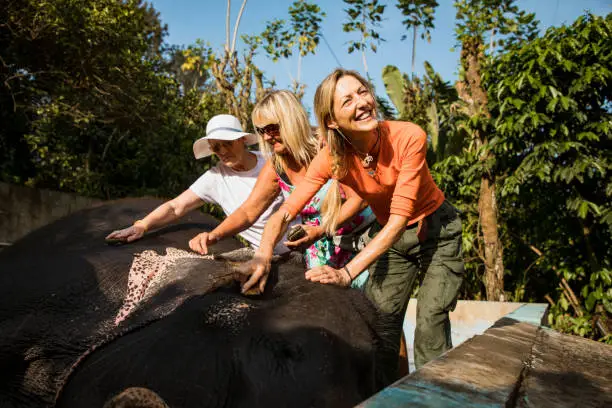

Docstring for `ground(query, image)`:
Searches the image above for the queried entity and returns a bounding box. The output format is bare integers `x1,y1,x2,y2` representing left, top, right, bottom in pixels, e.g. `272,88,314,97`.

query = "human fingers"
323,268,351,287
106,230,120,240
125,226,146,242
319,274,341,285
107,227,131,240
284,240,298,248
304,224,324,238
305,266,327,282
198,233,210,254
241,254,271,293
241,269,263,294
307,266,346,286
125,232,138,242
292,234,315,247
189,235,204,254
258,271,269,293
107,227,138,243
284,236,309,249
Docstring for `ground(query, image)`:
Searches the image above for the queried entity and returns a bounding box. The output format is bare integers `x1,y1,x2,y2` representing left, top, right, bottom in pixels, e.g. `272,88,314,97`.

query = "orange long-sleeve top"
281,121,445,226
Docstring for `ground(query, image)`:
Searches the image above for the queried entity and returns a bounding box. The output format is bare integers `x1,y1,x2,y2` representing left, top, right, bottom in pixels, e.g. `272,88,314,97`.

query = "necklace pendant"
362,154,373,167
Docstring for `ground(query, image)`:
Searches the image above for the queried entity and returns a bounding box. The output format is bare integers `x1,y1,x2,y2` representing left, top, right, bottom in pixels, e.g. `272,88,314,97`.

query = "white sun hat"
193,114,259,159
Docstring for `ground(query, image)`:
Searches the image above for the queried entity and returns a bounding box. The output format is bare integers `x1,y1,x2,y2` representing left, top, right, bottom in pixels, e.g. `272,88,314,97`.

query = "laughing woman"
243,69,465,383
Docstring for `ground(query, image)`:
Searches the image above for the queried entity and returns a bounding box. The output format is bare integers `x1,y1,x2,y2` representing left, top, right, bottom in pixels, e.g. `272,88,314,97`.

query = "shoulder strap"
276,168,293,187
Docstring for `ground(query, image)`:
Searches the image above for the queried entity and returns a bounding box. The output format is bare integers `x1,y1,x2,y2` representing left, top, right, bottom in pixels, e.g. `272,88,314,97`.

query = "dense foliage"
0,0,224,199
489,13,611,340
260,0,326,97
433,13,611,341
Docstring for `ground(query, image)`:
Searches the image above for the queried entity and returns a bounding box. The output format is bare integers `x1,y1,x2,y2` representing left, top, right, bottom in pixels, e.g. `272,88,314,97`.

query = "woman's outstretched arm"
106,190,204,243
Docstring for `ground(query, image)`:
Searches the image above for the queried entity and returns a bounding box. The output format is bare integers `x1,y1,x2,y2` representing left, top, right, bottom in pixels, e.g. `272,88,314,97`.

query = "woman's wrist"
133,219,149,232
208,231,221,242
255,249,272,259
315,225,326,239
254,248,273,263
342,265,353,283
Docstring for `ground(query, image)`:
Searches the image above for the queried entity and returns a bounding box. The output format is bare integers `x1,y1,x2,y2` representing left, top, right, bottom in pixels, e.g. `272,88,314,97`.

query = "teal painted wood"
504,303,548,326
358,380,499,407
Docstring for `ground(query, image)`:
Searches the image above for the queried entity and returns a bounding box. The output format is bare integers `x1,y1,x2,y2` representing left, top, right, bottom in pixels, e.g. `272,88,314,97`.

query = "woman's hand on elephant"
238,253,272,294
305,265,351,287
189,232,218,255
105,225,145,243
284,224,324,250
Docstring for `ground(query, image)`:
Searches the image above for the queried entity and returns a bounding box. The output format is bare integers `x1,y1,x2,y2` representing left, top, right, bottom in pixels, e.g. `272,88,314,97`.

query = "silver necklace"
337,127,380,168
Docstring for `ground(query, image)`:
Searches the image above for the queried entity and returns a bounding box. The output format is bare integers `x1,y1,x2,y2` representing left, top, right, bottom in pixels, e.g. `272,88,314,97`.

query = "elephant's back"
57,262,381,408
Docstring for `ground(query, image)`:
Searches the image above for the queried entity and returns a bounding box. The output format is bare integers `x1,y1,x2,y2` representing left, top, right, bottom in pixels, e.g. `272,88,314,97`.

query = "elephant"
0,199,387,408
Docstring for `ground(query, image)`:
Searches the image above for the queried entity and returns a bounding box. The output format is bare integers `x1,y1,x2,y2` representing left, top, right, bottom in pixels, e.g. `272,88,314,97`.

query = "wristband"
133,219,148,232
342,265,353,283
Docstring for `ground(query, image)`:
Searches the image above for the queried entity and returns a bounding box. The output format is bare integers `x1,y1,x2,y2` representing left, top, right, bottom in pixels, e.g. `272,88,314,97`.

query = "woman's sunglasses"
255,123,280,136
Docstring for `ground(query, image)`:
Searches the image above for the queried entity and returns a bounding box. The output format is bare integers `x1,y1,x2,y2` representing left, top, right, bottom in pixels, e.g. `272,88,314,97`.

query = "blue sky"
149,0,610,116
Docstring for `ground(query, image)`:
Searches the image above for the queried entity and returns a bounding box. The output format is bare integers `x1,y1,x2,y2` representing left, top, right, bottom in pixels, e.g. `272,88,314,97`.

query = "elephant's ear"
103,387,170,408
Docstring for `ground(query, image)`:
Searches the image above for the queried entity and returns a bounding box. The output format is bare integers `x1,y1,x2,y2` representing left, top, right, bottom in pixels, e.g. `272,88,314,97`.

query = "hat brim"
193,131,259,159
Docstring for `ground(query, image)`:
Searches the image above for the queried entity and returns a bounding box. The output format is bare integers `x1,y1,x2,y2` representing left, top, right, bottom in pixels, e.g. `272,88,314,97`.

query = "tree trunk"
411,25,417,76
297,53,302,86
578,219,600,274
230,0,249,55
480,177,504,300
362,13,369,80
458,36,505,301
225,0,231,52
362,48,369,80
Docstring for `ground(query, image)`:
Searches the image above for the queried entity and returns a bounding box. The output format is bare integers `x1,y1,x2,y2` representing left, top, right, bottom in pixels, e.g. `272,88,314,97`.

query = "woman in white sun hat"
105,114,289,254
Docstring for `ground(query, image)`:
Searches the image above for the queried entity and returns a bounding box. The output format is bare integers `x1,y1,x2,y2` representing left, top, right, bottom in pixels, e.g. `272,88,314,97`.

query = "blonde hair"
252,89,343,236
252,90,318,174
314,69,376,235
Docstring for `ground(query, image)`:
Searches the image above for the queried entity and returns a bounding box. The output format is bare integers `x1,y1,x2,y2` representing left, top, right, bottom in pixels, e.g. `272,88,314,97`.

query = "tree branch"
230,0,249,55
225,0,231,53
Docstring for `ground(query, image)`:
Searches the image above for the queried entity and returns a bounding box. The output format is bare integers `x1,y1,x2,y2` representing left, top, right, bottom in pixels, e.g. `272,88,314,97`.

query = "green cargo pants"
364,200,464,382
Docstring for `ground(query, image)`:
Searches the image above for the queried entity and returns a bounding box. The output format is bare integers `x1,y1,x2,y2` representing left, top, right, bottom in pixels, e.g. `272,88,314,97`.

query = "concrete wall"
0,182,102,245
402,299,532,372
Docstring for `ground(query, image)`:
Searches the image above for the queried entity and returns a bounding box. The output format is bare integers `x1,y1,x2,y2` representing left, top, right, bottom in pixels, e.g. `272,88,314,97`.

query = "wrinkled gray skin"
1,199,386,408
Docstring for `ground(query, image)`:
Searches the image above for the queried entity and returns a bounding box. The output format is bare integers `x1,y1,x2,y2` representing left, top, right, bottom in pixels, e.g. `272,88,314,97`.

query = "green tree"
342,0,386,80
261,0,326,99
396,0,439,76
0,0,225,199
382,62,460,163
487,13,611,341
444,0,538,301
167,45,213,94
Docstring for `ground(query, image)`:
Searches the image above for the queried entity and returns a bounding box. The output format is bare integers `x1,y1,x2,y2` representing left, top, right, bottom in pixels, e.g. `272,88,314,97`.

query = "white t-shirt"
189,151,289,254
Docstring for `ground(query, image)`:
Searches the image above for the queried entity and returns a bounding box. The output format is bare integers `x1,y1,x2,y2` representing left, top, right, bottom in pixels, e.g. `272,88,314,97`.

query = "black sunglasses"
255,123,280,136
